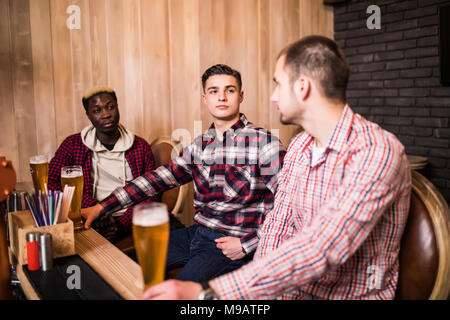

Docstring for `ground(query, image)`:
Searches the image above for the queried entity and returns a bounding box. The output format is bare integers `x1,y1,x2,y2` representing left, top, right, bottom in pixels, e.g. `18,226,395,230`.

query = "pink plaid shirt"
212,105,411,300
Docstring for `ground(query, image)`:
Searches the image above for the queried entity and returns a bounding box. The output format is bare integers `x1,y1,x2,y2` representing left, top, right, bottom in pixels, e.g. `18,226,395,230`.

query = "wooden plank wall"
0,0,333,183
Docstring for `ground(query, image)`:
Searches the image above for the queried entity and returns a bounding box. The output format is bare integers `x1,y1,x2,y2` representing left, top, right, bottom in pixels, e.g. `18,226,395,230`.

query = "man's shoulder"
59,132,83,147
133,135,151,148
243,121,270,134
240,121,282,142
286,131,310,153
352,113,404,150
349,114,407,170
66,132,82,141
53,133,86,159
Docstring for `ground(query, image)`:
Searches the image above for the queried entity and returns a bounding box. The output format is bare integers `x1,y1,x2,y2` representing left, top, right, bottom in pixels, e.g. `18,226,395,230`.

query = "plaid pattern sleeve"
100,144,194,215
211,106,411,300
115,136,160,229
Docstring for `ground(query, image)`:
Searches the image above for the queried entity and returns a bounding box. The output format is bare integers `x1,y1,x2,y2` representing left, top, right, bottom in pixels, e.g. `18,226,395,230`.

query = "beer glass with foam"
132,202,169,290
61,165,84,230
29,155,49,193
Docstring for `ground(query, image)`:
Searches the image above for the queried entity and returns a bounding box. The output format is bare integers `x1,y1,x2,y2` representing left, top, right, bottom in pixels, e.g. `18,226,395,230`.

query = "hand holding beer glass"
29,155,49,193
132,203,169,290
61,165,84,230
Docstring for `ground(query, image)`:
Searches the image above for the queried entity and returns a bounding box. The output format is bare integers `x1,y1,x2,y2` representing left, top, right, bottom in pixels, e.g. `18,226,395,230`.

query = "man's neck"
302,100,345,149
213,114,240,141
96,129,120,146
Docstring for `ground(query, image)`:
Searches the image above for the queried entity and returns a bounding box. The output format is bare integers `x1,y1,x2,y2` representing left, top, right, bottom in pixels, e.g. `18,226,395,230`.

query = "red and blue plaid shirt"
100,114,286,253
212,105,411,299
48,132,158,229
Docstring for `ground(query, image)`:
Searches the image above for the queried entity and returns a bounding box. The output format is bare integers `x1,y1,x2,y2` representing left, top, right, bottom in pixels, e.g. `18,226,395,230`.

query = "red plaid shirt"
100,114,286,253
212,105,411,299
48,132,158,229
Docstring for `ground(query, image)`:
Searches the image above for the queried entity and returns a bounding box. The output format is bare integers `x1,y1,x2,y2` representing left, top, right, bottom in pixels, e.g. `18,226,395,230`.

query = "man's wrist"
198,281,218,300
97,202,106,215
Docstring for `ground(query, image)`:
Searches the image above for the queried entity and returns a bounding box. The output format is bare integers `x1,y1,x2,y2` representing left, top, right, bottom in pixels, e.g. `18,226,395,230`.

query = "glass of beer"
132,202,169,290
61,165,84,231
29,155,49,193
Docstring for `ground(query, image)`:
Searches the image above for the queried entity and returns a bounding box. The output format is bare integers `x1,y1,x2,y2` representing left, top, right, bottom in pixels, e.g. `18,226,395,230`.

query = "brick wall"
334,0,450,203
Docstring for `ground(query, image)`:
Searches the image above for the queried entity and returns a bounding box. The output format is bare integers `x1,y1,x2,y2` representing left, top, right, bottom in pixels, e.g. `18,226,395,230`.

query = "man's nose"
270,91,277,103
218,91,227,101
100,108,111,118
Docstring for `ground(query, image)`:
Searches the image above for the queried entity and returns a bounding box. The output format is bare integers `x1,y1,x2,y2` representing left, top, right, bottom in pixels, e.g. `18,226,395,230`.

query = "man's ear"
293,77,311,102
202,92,207,104
239,90,244,103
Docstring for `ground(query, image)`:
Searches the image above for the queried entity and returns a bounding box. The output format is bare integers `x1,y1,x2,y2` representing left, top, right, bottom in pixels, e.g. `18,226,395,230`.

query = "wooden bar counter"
14,228,143,300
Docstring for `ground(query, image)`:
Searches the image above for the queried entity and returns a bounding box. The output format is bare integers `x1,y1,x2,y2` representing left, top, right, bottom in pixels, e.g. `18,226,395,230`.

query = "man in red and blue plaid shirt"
141,36,411,300
48,86,160,243
83,65,286,282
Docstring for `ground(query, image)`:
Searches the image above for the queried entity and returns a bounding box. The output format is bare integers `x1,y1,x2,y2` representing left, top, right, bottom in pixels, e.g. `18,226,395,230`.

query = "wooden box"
8,210,75,265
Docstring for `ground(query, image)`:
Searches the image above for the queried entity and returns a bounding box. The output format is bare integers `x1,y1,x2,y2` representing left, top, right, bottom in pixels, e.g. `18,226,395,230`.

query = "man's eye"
93,109,100,113
227,89,235,93
209,90,217,94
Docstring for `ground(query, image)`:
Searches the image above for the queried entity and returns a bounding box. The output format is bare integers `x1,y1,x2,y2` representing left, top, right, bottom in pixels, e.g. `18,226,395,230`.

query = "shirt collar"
299,104,354,154
204,113,248,140
326,104,354,152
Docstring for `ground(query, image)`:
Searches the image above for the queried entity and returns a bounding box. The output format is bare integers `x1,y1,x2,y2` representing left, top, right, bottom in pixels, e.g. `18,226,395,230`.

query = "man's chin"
212,112,240,122
279,116,293,126
99,125,119,134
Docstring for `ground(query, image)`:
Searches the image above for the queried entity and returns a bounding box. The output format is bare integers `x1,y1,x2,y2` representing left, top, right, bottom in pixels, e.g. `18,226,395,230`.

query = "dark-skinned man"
48,86,164,243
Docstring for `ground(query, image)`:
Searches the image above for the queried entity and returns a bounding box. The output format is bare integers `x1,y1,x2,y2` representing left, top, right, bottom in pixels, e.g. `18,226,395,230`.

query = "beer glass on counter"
61,165,84,230
29,155,48,193
132,202,169,290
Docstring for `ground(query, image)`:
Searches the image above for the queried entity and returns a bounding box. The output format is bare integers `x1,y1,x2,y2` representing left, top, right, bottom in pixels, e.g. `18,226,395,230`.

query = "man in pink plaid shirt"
142,35,411,300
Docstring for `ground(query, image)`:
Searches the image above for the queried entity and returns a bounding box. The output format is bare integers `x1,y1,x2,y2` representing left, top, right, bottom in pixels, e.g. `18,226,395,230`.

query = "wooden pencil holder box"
8,210,75,265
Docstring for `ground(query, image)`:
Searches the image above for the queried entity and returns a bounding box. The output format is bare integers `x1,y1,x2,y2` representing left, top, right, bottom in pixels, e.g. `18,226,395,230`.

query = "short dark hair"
201,64,242,92
280,35,350,103
82,91,117,111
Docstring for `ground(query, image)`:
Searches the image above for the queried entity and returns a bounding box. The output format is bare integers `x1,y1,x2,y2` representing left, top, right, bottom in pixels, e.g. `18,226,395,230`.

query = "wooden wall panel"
69,0,93,132
267,0,302,146
0,0,19,173
122,0,143,135
50,0,76,146
89,0,108,87
300,1,334,38
168,0,202,140
140,0,172,141
257,0,271,132
226,0,260,127
198,0,226,131
1,0,333,182
105,0,126,135
9,0,37,181
29,0,57,158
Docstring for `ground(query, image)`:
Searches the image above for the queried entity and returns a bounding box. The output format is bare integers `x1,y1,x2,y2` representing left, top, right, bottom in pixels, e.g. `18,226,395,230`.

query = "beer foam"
30,155,48,164
61,170,83,178
133,208,168,227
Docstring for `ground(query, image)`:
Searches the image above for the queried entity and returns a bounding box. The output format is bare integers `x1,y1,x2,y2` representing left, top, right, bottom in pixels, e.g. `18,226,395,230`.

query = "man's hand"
215,236,245,260
141,280,202,300
80,203,104,229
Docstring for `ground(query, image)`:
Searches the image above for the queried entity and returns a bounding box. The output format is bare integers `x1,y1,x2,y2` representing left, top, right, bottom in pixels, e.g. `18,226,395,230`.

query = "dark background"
334,0,450,204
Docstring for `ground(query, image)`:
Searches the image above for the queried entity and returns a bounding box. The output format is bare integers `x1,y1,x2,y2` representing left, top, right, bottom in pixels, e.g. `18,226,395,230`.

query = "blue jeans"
166,224,253,282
